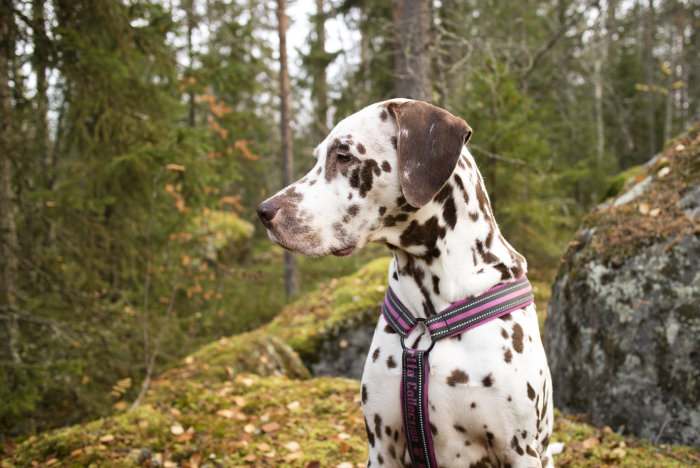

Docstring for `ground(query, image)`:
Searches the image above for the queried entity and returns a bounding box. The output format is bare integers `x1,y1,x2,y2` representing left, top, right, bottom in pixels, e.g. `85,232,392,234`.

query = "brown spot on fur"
347,204,359,217
429,422,438,436
374,413,383,440
362,384,368,404
512,323,524,353
381,160,391,172
475,239,499,264
384,213,408,227
399,216,446,263
501,328,509,339
357,142,366,154
504,348,513,363
511,435,525,456
391,135,397,149
387,355,397,368
364,416,375,447
378,206,387,216
384,324,397,334
380,109,388,121
432,275,440,295
482,373,494,387
372,347,380,362
527,382,536,400
447,369,469,386
454,424,466,433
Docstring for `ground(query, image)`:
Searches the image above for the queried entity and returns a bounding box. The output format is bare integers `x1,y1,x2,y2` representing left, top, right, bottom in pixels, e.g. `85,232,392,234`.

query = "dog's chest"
361,304,548,451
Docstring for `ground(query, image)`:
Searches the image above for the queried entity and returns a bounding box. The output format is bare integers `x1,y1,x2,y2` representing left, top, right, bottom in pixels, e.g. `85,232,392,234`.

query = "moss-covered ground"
3,243,699,467
3,374,698,467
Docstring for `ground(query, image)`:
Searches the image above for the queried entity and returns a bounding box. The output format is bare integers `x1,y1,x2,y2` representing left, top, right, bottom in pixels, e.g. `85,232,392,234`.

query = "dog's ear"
388,101,472,208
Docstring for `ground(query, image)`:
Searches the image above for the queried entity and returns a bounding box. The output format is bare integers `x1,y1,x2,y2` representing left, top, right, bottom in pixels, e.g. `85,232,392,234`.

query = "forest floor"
3,252,699,467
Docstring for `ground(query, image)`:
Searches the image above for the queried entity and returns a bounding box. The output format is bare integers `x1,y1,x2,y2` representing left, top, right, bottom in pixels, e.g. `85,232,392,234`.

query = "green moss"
265,257,392,363
6,377,698,467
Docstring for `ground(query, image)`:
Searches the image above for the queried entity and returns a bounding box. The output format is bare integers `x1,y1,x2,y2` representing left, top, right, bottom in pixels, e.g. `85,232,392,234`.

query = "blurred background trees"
0,0,697,437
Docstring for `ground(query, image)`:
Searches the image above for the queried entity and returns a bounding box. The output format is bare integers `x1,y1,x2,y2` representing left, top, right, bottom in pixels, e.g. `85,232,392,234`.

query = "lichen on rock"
545,123,700,446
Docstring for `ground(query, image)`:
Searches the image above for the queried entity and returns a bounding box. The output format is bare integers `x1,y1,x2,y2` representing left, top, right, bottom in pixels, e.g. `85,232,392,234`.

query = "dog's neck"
379,148,526,318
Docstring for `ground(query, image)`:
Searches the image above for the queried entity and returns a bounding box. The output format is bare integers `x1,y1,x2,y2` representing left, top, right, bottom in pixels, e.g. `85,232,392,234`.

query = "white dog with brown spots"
258,99,553,468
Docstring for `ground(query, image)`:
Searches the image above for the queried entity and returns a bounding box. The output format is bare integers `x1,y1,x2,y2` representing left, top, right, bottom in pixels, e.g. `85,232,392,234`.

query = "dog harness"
381,276,534,468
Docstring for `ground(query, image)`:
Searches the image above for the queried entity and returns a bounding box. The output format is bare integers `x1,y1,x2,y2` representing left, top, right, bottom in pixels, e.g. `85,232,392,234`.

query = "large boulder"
545,124,700,446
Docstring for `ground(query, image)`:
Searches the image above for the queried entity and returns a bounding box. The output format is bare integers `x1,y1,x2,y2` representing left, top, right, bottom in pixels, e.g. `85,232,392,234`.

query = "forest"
0,0,698,464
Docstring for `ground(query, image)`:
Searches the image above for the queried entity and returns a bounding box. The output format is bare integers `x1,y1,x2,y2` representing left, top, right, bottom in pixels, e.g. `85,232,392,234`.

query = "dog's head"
257,99,472,257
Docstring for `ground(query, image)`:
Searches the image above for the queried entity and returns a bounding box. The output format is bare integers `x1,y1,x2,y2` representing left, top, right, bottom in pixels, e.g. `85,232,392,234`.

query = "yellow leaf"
117,377,132,389
165,164,185,172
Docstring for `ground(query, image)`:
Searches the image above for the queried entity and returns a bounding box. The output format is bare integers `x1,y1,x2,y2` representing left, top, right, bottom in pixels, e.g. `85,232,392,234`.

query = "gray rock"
546,218,700,446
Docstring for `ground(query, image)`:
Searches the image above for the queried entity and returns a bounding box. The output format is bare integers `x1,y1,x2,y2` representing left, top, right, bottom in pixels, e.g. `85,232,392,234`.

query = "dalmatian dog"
257,99,553,467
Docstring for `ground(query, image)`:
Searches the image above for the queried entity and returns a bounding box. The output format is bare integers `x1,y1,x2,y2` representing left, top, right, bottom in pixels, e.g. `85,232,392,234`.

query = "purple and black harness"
381,276,534,468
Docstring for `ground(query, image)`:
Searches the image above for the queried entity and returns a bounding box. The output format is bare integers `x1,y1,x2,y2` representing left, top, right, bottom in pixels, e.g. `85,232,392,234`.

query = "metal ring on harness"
399,317,437,353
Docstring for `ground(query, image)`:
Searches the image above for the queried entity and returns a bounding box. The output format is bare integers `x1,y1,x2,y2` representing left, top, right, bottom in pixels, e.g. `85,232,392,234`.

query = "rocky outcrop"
545,124,700,446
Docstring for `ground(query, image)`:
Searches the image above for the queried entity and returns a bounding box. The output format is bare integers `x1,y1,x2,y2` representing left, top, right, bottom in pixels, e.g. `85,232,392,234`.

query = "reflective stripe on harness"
381,276,534,468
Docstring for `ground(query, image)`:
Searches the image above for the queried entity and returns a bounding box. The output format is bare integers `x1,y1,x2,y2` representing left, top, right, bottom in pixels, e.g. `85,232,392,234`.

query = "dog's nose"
257,201,280,229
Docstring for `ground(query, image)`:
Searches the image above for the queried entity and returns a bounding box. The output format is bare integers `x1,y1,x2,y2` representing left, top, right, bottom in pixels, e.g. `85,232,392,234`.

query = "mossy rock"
191,210,254,265
159,330,311,384
265,257,391,370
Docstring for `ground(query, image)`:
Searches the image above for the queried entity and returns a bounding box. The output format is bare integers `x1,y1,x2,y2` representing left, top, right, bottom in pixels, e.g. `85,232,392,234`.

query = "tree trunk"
392,0,431,101
277,0,298,298
33,0,49,181
0,0,20,364
593,10,605,204
312,0,329,138
184,0,196,127
33,0,55,246
644,0,656,159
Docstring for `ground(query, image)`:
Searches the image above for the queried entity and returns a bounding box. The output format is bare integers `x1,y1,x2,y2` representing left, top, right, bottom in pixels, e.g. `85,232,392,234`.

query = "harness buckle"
400,317,437,353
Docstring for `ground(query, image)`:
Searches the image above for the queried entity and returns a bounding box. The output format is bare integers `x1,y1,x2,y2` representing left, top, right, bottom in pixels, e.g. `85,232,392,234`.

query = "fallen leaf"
612,447,627,457
286,401,300,410
216,409,236,419
45,459,58,466
170,423,184,435
257,443,272,452
99,434,115,443
582,436,600,449
70,448,83,457
638,203,650,215
244,454,256,462
657,166,671,178
164,462,178,468
262,422,281,433
284,441,301,452
284,452,303,463
232,396,246,406
649,208,660,217
243,424,257,434
305,462,321,468
337,463,353,468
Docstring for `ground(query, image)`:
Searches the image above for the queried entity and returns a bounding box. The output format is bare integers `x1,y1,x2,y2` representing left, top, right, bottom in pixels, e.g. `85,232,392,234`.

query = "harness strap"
381,276,534,468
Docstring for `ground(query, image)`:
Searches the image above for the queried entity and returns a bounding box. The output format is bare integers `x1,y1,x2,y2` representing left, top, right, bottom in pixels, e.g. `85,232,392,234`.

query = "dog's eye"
337,153,353,164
